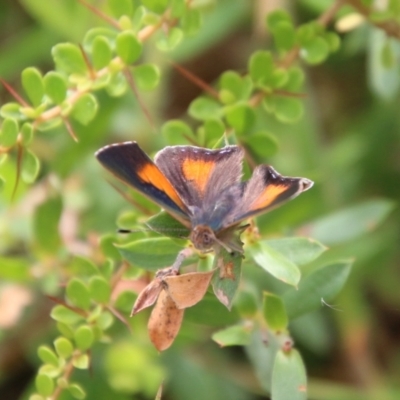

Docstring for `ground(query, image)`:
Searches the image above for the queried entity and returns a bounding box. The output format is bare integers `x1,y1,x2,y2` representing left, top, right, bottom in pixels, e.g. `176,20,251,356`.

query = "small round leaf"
74,325,95,351
35,374,54,397
54,337,74,359
116,31,142,64
132,63,160,90
66,278,91,310
71,93,98,125
21,67,44,107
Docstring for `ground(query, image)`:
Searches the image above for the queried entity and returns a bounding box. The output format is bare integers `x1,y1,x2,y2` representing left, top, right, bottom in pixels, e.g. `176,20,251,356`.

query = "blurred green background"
1,1,400,399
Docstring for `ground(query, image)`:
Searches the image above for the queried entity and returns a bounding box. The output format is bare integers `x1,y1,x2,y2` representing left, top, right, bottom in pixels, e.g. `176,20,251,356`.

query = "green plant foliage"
116,31,143,65
212,324,252,347
283,260,352,319
21,67,44,107
248,242,301,287
271,349,307,400
132,63,161,90
71,93,99,125
117,237,185,269
263,292,289,332
52,43,87,75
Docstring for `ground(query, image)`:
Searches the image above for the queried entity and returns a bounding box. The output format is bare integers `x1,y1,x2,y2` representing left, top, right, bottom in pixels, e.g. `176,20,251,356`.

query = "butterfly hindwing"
95,142,189,223
227,165,313,226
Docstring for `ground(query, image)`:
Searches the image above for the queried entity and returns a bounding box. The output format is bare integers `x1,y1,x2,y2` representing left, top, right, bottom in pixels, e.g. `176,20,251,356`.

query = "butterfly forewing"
95,142,189,224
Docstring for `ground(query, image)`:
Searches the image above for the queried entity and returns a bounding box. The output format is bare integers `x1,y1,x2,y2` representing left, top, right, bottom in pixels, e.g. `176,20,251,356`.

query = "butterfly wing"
155,145,244,229
225,165,313,226
96,142,189,224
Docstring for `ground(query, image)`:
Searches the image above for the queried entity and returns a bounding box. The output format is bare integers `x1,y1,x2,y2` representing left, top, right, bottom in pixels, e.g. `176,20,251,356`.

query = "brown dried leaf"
131,267,178,315
131,278,163,316
163,270,214,309
148,290,184,351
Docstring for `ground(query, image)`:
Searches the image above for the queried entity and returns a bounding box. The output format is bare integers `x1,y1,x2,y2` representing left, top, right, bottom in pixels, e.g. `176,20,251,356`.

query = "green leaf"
0,102,24,120
300,36,330,65
92,36,113,70
263,292,288,332
106,72,128,97
35,374,54,397
141,0,168,14
249,51,274,85
21,67,44,107
35,118,63,132
234,290,258,318
283,67,304,91
242,131,278,160
116,31,142,64
54,337,74,359
306,200,395,245
108,0,133,18
132,63,160,90
33,196,62,253
248,242,301,287
74,325,94,351
117,237,184,270
324,31,341,52
369,28,400,100
189,97,222,120
89,276,111,304
0,118,19,147
283,260,352,319
66,278,91,311
69,256,98,276
225,103,256,134
95,310,114,330
271,349,307,400
219,71,253,102
170,0,186,18
157,27,183,51
271,21,296,52
51,305,84,325
0,257,30,281
265,237,327,266
22,150,40,183
29,394,45,400
52,43,87,75
71,93,98,125
57,322,74,339
145,211,190,239
162,119,195,145
212,324,252,347
212,249,242,310
21,122,34,145
38,346,59,367
246,330,281,392
271,96,304,123
99,234,122,261
68,383,86,399
203,118,225,145
83,27,118,49
181,9,202,36
266,10,292,31
73,354,90,370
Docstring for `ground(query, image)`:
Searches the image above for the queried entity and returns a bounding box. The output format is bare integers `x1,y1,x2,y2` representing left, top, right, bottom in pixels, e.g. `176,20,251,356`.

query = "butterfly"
95,142,313,253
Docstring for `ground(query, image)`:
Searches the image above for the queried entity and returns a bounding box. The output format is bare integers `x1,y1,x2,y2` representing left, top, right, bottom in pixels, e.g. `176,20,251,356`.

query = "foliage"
1,1,400,400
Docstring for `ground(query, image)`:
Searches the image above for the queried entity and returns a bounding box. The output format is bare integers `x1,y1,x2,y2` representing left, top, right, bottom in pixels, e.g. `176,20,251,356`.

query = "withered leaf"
148,290,184,351
163,270,214,309
131,267,178,316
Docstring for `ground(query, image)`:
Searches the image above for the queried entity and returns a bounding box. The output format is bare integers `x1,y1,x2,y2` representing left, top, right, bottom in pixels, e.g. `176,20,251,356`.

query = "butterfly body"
96,142,313,252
